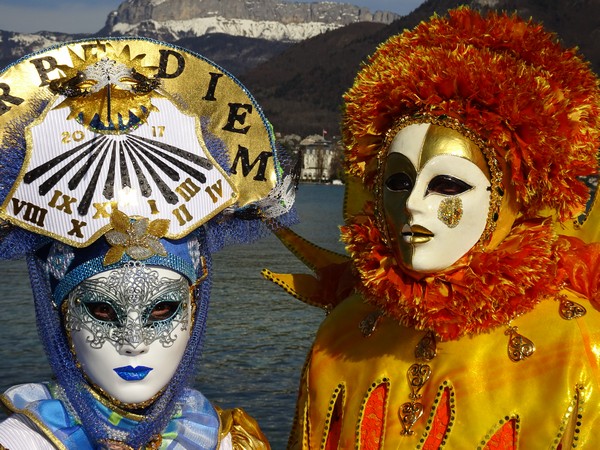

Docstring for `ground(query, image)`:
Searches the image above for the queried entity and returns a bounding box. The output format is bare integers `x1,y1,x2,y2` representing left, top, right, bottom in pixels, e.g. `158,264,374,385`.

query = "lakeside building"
277,133,343,183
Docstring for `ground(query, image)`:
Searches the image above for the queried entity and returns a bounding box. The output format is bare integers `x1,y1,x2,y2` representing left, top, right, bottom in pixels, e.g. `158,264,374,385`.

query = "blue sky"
0,0,425,34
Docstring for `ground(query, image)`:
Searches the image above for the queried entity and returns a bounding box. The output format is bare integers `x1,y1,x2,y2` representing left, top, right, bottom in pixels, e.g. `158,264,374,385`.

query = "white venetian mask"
64,263,192,405
382,123,492,272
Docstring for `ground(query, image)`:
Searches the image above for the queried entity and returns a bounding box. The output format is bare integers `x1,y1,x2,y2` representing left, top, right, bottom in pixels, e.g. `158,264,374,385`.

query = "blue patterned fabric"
1,383,221,450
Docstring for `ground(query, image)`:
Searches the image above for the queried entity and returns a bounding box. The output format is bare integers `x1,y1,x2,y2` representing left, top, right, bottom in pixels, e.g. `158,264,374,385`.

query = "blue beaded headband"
52,252,197,305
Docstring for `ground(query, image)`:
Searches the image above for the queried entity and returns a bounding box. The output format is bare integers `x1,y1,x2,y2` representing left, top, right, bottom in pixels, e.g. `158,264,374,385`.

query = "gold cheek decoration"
438,197,463,228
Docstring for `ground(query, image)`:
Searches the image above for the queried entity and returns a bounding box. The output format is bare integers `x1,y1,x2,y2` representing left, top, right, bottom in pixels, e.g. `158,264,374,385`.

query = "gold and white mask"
382,123,492,272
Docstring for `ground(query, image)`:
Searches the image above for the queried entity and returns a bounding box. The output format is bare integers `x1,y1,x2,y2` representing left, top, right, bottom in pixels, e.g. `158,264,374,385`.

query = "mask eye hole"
84,301,119,323
385,172,413,192
147,301,182,324
426,175,473,196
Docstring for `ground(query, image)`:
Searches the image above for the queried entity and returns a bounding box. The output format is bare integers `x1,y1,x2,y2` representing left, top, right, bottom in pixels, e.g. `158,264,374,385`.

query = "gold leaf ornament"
103,210,170,265
147,218,170,237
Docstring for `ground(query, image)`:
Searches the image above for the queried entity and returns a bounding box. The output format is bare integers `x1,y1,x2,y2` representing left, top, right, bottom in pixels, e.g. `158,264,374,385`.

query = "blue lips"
113,365,153,381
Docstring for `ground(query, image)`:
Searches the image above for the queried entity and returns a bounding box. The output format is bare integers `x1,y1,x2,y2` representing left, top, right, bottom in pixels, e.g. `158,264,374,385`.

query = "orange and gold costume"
267,215,600,449
295,292,600,449
264,8,600,449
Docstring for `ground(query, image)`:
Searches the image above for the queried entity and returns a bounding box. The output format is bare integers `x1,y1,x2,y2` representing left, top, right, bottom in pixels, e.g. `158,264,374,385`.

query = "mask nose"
404,186,424,220
118,341,149,356
117,317,149,355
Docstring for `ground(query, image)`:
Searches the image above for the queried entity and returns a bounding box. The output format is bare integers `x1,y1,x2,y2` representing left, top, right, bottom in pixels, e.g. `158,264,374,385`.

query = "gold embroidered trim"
556,384,585,449
286,352,313,450
320,383,345,450
477,414,520,450
0,392,67,450
321,383,346,450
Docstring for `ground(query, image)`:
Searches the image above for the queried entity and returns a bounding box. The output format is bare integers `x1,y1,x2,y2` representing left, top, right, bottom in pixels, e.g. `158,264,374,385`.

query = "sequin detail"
438,197,463,228
46,242,75,280
187,236,202,273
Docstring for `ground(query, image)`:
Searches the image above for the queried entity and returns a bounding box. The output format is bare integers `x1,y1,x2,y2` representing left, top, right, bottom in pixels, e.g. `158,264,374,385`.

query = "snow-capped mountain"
100,0,400,42
0,0,400,74
0,30,83,69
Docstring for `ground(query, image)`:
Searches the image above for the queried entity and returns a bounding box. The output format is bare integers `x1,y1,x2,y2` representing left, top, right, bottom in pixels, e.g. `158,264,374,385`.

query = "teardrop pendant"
505,326,535,362
558,297,586,320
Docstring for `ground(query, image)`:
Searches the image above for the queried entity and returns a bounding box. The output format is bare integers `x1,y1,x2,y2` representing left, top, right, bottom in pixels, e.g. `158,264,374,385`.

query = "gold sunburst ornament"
49,42,160,133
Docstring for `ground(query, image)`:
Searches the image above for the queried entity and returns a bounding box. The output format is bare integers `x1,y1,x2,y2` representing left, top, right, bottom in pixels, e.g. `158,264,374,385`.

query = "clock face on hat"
0,39,280,247
13,95,234,245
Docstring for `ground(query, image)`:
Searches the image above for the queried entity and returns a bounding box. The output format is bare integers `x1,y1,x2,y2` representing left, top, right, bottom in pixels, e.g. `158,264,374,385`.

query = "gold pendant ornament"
558,297,587,320
400,331,437,435
505,326,535,362
359,310,384,337
407,363,432,400
399,401,425,435
415,329,437,361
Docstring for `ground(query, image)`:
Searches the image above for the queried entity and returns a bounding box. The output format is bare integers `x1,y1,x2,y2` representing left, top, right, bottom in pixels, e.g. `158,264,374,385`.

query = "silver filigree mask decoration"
65,261,190,350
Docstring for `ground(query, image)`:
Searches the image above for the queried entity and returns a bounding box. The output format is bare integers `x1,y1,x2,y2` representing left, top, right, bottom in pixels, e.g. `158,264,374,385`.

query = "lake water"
0,183,346,450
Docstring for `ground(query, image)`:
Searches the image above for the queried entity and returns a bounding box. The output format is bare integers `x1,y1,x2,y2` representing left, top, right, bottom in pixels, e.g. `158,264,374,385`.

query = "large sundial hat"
0,37,298,302
0,37,296,448
0,37,296,256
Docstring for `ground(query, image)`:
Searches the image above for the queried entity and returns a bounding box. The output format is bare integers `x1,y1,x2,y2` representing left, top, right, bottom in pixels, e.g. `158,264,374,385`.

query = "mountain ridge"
99,0,399,42
0,0,400,85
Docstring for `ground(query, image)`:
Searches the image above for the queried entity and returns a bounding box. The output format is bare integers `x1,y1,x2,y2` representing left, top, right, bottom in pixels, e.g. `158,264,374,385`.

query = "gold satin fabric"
218,407,271,450
288,292,600,449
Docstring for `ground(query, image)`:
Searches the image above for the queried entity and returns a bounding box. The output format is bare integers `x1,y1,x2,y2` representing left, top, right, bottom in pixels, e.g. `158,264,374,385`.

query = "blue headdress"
0,37,297,448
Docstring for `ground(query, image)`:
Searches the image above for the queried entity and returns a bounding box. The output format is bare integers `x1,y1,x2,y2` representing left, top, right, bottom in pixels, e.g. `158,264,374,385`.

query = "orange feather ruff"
342,211,565,341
